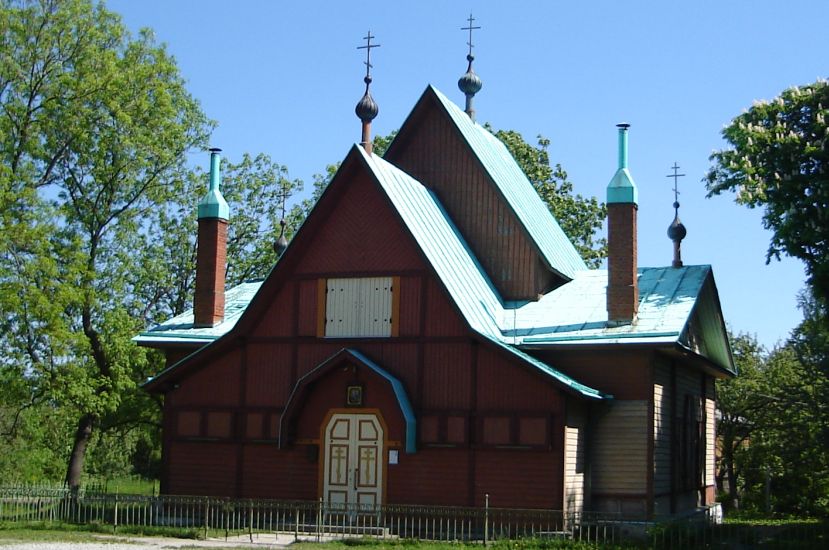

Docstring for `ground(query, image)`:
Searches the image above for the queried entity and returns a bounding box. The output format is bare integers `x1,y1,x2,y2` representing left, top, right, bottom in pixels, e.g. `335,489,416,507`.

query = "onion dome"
458,54,483,96
274,219,289,257
355,75,379,122
667,202,687,242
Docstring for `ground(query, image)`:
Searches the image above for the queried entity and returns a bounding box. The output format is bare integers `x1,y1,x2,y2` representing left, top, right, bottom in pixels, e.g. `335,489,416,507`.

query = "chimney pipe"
606,124,639,326
194,148,229,328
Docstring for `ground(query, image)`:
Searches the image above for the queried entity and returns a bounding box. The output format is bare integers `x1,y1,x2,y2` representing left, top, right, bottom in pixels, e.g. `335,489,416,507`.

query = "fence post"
249,501,254,543
484,493,489,545
316,498,322,542
295,505,300,542
204,497,209,540
113,493,118,534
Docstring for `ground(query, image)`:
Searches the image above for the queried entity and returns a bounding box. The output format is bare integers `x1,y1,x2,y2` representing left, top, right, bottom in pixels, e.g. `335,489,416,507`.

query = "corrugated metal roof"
511,266,710,346
429,86,587,280
359,146,606,399
132,281,263,345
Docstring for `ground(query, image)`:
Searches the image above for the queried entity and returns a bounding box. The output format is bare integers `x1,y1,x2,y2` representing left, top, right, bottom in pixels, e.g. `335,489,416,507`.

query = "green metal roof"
132,281,262,346
358,146,606,399
428,86,587,280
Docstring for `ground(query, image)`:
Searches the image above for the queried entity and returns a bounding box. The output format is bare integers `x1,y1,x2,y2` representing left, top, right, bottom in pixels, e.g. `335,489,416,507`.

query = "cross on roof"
461,14,481,57
666,162,686,203
357,31,380,79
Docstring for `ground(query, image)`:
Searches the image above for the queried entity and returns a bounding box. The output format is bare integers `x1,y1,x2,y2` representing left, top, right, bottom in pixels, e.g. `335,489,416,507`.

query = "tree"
706,79,829,303
0,0,212,490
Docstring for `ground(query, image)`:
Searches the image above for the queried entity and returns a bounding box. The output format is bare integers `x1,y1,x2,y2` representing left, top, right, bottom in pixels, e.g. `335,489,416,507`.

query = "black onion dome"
274,234,289,256
668,205,687,241
458,55,482,95
355,76,379,122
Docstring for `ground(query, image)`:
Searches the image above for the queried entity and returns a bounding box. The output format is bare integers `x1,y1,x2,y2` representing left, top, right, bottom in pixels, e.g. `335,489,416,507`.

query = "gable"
679,273,734,375
385,86,586,300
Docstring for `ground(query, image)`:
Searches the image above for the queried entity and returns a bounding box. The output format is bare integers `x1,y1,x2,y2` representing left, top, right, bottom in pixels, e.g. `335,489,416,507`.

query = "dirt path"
0,532,313,549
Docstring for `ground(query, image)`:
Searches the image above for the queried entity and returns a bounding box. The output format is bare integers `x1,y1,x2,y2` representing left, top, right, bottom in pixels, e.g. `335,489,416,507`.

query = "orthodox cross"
331,446,346,482
666,162,685,204
461,14,481,57
360,447,376,484
357,31,380,80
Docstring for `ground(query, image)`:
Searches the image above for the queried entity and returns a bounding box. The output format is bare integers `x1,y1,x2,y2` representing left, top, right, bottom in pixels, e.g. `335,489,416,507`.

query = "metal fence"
1,486,827,548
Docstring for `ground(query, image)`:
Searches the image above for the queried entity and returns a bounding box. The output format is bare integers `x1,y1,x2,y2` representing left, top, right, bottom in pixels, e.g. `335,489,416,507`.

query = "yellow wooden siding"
705,377,716,487
591,400,648,493
564,402,587,516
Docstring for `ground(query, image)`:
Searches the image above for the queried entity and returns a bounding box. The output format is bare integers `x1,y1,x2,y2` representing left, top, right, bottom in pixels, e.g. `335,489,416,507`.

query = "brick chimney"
194,148,230,328
606,124,639,326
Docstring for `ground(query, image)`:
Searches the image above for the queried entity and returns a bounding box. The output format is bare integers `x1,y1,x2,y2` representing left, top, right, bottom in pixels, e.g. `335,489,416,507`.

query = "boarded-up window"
519,417,548,446
206,412,232,438
482,417,511,445
177,411,201,437
323,277,394,337
420,415,439,443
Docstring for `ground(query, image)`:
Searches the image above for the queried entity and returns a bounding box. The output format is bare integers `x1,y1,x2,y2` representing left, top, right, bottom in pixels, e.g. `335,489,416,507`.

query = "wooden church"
136,40,734,519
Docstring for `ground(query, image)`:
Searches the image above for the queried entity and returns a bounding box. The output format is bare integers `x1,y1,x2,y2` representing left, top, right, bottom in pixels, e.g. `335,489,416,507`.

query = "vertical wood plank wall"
159,165,569,507
386,101,559,300
564,399,587,517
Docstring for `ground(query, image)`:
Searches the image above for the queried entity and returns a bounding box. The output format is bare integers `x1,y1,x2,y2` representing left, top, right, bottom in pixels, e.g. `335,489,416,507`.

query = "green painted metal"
198,149,230,220
607,125,638,204
132,280,261,346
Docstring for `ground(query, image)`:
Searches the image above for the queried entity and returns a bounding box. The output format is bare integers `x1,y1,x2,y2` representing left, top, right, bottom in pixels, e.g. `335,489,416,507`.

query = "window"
318,277,399,338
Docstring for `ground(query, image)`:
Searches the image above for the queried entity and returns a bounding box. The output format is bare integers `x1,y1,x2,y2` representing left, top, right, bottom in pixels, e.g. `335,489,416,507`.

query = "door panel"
323,413,383,508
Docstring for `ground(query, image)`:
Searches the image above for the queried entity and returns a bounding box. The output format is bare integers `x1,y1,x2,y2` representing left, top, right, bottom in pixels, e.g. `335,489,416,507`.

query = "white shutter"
325,277,392,337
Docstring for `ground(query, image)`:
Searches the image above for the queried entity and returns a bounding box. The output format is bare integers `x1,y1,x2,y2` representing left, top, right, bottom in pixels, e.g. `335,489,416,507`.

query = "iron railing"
1,486,827,548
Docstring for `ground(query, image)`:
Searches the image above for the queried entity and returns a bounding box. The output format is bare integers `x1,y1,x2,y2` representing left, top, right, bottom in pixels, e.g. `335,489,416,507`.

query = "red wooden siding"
421,343,472,409
474,450,562,509
244,342,293,407
241,446,317,500
169,350,240,407
250,282,295,338
477,346,563,410
294,169,423,276
167,442,237,496
533,349,653,400
386,100,559,300
424,278,466,337
387,449,471,506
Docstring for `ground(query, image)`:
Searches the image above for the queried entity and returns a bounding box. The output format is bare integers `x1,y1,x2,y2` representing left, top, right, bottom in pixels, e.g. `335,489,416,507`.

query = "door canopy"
279,348,417,453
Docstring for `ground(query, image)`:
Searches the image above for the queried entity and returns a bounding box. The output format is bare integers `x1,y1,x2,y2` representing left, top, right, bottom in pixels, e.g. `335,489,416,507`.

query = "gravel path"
0,532,304,549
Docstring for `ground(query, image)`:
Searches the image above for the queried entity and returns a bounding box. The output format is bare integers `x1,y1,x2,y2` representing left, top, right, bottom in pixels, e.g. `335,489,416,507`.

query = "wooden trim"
316,278,327,338
391,276,401,337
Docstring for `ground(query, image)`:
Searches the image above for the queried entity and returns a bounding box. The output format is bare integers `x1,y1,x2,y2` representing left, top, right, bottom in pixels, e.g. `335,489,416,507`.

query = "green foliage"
488,127,607,267
718,319,829,517
706,79,829,303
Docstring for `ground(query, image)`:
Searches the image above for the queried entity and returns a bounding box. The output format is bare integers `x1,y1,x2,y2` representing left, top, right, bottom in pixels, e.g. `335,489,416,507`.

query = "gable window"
318,277,399,338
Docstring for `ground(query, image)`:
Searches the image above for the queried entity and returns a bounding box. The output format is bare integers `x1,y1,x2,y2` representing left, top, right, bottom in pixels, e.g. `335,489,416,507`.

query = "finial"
458,14,482,120
274,185,289,257
666,162,687,267
355,31,380,153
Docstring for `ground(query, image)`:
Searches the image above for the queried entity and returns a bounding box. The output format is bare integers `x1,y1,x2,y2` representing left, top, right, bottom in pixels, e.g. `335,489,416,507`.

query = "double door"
322,413,383,509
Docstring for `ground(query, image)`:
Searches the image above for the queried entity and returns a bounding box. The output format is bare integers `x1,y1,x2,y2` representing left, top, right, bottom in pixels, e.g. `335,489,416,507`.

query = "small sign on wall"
388,449,399,465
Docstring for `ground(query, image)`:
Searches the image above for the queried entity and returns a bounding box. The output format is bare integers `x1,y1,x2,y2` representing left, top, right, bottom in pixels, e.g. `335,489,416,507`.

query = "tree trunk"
65,413,95,494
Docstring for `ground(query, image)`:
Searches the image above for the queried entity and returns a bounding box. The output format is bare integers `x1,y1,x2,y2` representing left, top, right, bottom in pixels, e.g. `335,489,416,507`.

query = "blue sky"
107,0,828,349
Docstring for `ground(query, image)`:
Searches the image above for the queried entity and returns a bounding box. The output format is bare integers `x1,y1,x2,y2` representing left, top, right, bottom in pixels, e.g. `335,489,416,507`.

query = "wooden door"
323,413,383,509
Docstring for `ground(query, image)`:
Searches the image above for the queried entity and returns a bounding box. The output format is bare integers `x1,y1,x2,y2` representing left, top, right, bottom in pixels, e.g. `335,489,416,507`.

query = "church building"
136,36,734,519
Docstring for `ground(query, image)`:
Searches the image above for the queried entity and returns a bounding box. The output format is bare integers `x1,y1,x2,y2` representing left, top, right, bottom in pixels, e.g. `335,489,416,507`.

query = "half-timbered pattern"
136,85,734,519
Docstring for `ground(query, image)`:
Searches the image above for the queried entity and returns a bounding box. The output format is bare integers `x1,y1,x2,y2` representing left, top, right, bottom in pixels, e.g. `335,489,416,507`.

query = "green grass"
0,520,202,541
290,538,638,550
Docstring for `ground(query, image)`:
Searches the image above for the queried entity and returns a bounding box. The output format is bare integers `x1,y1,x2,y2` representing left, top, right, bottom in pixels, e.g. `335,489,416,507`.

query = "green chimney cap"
198,148,229,220
606,124,638,205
